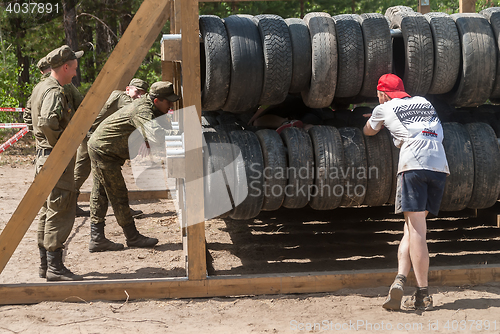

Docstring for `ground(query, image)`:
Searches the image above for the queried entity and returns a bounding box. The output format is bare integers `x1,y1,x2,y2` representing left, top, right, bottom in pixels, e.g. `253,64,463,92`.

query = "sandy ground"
1,136,500,333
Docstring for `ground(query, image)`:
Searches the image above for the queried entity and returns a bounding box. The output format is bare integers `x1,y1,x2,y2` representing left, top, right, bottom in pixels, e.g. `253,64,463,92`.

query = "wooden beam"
418,0,431,14
460,0,476,13
172,0,183,112
78,190,171,202
181,0,206,280
0,0,171,275
1,264,499,305
161,35,182,62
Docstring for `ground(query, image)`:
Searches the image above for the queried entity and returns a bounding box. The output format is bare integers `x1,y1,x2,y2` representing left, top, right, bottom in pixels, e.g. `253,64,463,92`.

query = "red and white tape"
0,126,29,153
0,107,25,112
0,123,28,129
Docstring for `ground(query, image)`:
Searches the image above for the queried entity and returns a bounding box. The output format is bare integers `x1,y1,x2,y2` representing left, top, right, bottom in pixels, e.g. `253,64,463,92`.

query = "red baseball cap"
377,74,411,99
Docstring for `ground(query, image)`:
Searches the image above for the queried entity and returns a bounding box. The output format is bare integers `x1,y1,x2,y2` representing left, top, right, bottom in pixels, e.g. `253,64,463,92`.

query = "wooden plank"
162,61,176,83
1,264,499,305
161,36,182,62
0,0,171,275
78,190,171,202
418,0,431,14
172,0,183,113
460,0,476,13
180,0,206,280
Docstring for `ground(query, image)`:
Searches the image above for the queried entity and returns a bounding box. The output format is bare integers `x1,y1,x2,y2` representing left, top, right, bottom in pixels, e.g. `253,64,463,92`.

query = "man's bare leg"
405,211,429,287
397,220,411,277
401,210,434,310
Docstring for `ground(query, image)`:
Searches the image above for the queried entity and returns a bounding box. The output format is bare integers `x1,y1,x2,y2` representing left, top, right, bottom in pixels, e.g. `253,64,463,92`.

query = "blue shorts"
395,170,447,216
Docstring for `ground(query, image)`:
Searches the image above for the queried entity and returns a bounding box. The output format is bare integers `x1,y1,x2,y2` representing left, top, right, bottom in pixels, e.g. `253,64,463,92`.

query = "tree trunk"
80,24,96,83
63,0,81,87
9,17,29,110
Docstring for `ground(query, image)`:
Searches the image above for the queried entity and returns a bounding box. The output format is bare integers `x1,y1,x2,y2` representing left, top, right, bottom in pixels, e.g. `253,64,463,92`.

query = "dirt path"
1,151,500,333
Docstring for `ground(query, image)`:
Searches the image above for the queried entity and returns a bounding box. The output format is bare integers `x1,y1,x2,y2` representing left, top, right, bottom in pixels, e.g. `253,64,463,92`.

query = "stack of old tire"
200,7,500,220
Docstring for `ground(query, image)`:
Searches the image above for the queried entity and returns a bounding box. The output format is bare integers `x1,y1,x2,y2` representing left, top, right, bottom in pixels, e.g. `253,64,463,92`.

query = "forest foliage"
0,0,497,123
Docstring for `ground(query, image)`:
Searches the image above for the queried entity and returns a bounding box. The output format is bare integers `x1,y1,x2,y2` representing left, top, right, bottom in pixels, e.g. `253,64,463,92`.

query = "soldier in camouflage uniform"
87,81,179,252
73,78,148,217
24,53,84,280
30,45,84,281
24,56,83,132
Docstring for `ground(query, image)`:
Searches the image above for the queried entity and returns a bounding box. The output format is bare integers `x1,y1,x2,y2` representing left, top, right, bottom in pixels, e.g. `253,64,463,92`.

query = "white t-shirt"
368,96,449,174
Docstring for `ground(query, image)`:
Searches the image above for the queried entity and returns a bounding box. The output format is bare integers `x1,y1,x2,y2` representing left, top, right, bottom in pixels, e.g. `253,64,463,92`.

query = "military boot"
76,204,90,217
89,223,124,252
39,247,47,278
75,192,90,217
122,222,158,248
46,249,83,281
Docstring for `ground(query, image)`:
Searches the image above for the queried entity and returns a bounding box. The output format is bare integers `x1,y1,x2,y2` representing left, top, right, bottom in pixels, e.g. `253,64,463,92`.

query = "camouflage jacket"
89,90,133,135
30,76,75,149
24,73,83,132
88,94,174,168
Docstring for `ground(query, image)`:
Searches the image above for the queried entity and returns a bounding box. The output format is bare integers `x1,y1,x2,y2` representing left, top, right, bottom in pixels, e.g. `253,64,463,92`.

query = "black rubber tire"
332,14,364,98
450,109,475,124
385,5,415,27
445,14,496,107
308,126,344,210
338,127,367,207
387,134,400,205
214,123,242,134
253,14,292,105
440,122,474,211
424,12,461,95
477,104,500,137
199,15,231,111
358,13,392,98
216,112,238,125
202,110,221,118
285,18,312,94
280,127,314,209
350,106,373,129
203,130,235,219
465,122,500,209
389,12,434,96
223,15,264,113
480,8,500,99
202,116,219,127
255,129,287,211
301,12,337,108
362,128,393,206
228,130,264,220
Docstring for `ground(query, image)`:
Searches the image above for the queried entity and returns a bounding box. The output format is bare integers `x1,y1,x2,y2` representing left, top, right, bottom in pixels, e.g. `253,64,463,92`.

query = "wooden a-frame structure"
0,0,499,305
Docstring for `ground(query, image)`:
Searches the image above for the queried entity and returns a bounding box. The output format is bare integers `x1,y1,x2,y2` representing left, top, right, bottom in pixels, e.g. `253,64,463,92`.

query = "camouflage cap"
149,81,180,102
46,45,84,69
129,78,149,92
36,56,50,71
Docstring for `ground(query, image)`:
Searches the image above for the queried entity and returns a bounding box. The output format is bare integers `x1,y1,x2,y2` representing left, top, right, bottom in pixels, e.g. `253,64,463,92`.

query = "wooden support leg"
180,0,206,281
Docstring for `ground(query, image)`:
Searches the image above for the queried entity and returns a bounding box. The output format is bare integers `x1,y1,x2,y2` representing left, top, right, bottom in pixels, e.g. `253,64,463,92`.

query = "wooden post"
418,0,431,14
460,0,476,13
180,0,206,280
173,0,183,114
0,0,171,275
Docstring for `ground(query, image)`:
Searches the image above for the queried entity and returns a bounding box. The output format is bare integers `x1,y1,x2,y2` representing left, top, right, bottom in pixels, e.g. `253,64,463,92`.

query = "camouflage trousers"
88,149,133,227
36,150,76,251
74,136,91,193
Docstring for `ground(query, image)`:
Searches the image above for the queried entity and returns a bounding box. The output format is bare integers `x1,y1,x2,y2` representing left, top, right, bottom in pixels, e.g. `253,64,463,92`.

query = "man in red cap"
364,74,449,311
